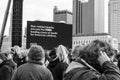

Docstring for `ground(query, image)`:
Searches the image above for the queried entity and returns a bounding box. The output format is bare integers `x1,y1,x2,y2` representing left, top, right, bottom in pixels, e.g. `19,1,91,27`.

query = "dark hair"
79,40,115,73
49,49,56,57
48,48,58,62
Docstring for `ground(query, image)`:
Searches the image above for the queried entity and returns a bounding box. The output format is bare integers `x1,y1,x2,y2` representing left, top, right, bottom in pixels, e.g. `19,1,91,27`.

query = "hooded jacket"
47,58,68,80
63,60,120,80
0,60,16,80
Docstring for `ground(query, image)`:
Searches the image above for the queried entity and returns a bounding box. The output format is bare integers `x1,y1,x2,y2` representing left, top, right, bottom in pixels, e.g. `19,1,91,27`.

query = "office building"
73,0,108,35
53,6,72,24
12,0,23,47
73,33,118,51
109,0,120,44
1,36,26,52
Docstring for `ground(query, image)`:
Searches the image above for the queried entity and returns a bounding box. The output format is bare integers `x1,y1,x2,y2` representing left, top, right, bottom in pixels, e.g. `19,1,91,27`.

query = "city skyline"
0,0,110,36
73,0,109,35
0,0,72,35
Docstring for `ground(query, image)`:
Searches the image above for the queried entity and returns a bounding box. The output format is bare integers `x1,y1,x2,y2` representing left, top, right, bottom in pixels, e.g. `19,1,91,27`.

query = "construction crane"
0,0,12,51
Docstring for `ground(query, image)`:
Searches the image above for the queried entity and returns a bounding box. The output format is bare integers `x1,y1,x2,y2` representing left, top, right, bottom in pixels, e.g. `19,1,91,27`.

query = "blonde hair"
13,45,21,54
56,45,69,64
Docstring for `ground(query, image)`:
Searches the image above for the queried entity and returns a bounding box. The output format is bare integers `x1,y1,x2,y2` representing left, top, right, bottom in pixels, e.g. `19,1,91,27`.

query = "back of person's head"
49,49,56,56
80,40,116,73
71,45,84,60
28,45,45,62
56,45,69,64
12,45,21,55
19,50,27,59
49,48,58,62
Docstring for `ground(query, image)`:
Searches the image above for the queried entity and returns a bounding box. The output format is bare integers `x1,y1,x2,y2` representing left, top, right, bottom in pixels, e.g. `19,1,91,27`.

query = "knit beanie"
28,45,45,61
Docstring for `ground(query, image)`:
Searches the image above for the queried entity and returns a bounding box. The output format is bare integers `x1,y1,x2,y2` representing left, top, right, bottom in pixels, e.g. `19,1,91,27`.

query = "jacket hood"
65,59,98,74
65,61,85,73
48,58,60,67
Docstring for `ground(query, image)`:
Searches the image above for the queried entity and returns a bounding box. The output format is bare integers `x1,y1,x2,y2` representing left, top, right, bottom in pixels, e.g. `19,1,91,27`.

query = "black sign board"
26,21,72,50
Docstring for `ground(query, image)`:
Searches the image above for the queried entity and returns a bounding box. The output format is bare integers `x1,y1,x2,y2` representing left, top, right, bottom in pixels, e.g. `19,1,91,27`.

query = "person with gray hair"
71,45,84,61
11,45,53,80
63,40,120,80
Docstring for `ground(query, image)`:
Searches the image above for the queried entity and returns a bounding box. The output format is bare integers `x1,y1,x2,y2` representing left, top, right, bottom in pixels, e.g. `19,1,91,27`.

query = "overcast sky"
0,0,110,35
0,0,72,35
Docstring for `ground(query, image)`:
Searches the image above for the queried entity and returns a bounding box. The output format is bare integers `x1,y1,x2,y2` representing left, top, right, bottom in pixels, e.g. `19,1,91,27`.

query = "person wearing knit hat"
12,45,53,80
28,45,45,62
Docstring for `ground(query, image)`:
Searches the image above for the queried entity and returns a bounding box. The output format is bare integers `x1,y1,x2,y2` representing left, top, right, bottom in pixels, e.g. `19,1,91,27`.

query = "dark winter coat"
0,60,16,80
17,56,27,67
11,60,54,80
63,61,120,80
13,53,27,67
47,58,68,80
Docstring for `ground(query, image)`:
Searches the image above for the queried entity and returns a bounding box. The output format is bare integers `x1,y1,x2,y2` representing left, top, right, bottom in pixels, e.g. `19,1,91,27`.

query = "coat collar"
28,60,43,65
65,61,86,73
65,59,98,74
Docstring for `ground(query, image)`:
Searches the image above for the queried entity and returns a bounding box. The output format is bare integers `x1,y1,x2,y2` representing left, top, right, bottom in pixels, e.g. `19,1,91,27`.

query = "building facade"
1,36,11,52
73,33,118,51
73,0,108,35
1,36,26,52
53,6,72,24
12,0,23,47
109,0,120,44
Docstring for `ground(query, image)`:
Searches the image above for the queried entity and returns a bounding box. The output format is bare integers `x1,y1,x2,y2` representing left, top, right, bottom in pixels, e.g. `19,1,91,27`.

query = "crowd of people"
0,39,120,80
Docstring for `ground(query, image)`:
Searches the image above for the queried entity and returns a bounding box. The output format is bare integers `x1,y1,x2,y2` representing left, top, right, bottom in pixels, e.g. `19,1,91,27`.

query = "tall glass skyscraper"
109,0,120,43
73,0,108,35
